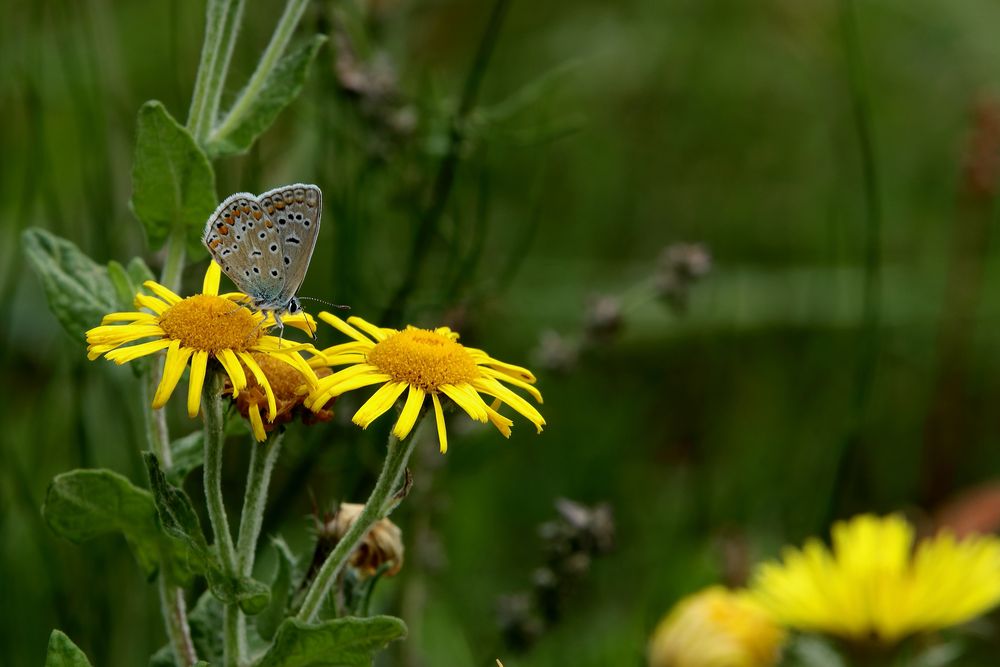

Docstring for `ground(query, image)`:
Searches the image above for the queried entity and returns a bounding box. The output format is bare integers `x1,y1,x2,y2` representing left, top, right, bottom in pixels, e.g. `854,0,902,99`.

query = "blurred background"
6,0,1000,664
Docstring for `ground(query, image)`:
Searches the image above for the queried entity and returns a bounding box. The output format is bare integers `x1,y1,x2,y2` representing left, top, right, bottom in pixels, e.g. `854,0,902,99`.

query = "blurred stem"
201,368,244,666
826,0,883,524
236,431,284,577
160,232,186,295
297,417,426,622
382,0,512,324
210,0,309,146
141,368,197,664
188,0,245,143
158,576,197,667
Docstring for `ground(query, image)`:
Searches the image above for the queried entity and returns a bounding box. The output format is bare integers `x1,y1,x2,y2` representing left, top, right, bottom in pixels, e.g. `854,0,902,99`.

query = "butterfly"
202,183,322,334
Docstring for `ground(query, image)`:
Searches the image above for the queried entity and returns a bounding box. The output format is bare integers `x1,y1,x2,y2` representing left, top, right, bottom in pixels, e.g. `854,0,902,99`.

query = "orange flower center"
159,295,263,353
366,327,479,392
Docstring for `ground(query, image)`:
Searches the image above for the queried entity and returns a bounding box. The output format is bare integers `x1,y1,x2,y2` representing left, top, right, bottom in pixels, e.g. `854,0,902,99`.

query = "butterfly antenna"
297,296,350,311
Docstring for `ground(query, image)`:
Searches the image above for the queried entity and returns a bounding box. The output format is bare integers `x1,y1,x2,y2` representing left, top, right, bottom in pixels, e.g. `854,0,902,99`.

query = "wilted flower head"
655,242,712,313
751,513,1000,644
322,502,404,577
648,587,785,667
583,294,624,342
224,352,335,441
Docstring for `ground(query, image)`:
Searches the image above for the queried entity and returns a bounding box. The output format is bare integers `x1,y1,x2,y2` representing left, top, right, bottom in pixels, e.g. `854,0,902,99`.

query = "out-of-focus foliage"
7,0,1000,665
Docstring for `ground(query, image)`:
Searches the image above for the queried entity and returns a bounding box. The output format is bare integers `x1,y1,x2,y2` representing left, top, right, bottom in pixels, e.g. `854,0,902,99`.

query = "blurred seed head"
496,593,545,651
654,242,712,313
320,502,405,577
583,294,624,343
531,329,580,374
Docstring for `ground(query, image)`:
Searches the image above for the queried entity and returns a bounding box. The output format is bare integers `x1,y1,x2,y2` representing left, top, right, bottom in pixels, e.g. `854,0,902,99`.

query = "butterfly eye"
289,302,298,313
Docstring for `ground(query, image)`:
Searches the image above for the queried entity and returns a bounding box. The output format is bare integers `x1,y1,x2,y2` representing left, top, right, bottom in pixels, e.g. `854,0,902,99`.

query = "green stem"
201,368,243,667
296,419,426,622
160,231,187,295
158,575,198,666
236,431,284,577
141,361,197,665
188,0,245,143
209,0,310,146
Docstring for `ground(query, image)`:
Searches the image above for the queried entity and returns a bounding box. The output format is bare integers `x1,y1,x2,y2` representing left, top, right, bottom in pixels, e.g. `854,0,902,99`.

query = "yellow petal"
203,261,222,296
439,383,489,423
346,316,388,341
306,373,391,410
152,340,193,408
319,311,376,343
482,367,543,403
392,385,426,439
134,294,170,315
188,350,209,418
249,403,267,442
104,338,172,364
432,393,448,453
142,280,182,305
239,352,277,421
218,348,247,396
352,381,407,429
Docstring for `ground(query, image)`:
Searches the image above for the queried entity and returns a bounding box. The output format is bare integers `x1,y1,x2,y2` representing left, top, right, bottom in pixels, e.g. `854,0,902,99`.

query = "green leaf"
256,536,298,641
256,616,407,667
22,228,117,339
45,630,93,667
130,100,217,252
42,468,194,582
145,453,270,614
207,35,327,158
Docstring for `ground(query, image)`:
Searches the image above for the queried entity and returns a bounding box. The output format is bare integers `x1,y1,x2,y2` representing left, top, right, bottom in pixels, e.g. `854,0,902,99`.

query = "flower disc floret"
366,327,480,392
159,294,263,352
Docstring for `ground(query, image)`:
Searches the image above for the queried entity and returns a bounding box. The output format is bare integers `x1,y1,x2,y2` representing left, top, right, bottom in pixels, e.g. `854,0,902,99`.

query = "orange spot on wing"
219,225,230,235
253,211,263,220
265,220,273,228
209,239,221,249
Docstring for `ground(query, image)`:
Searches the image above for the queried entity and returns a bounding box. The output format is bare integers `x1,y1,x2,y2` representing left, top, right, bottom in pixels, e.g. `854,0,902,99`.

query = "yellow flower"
305,313,544,452
86,262,318,420
751,514,1000,643
648,587,785,667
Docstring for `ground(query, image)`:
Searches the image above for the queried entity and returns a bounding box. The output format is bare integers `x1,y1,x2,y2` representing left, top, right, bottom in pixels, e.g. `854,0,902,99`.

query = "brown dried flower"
324,502,404,577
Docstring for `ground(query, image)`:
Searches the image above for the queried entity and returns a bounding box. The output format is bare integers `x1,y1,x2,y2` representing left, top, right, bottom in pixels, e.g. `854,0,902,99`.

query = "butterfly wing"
202,192,286,306
258,183,322,307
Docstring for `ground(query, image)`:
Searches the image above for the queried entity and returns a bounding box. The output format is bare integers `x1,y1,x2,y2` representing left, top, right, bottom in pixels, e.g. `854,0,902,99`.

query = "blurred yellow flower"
86,262,318,420
648,587,785,667
751,513,1000,643
306,313,544,452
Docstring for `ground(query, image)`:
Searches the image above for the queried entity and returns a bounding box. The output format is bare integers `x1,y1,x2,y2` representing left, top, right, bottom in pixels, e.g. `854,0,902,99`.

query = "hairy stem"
188,0,245,143
296,420,425,622
210,0,310,146
141,363,197,664
201,369,243,666
236,431,285,577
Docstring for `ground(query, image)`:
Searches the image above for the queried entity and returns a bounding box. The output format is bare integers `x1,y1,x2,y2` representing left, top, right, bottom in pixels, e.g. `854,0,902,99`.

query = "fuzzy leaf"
207,35,326,158
45,630,93,667
145,453,270,614
255,616,407,667
130,100,217,251
167,431,205,485
22,228,117,339
43,469,197,585
256,536,299,641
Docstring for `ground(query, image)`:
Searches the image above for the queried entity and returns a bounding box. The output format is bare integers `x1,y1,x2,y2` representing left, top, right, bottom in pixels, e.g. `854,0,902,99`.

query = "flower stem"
158,575,198,666
188,0,245,144
296,419,426,622
141,363,197,665
201,368,243,666
209,0,310,147
236,431,284,577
